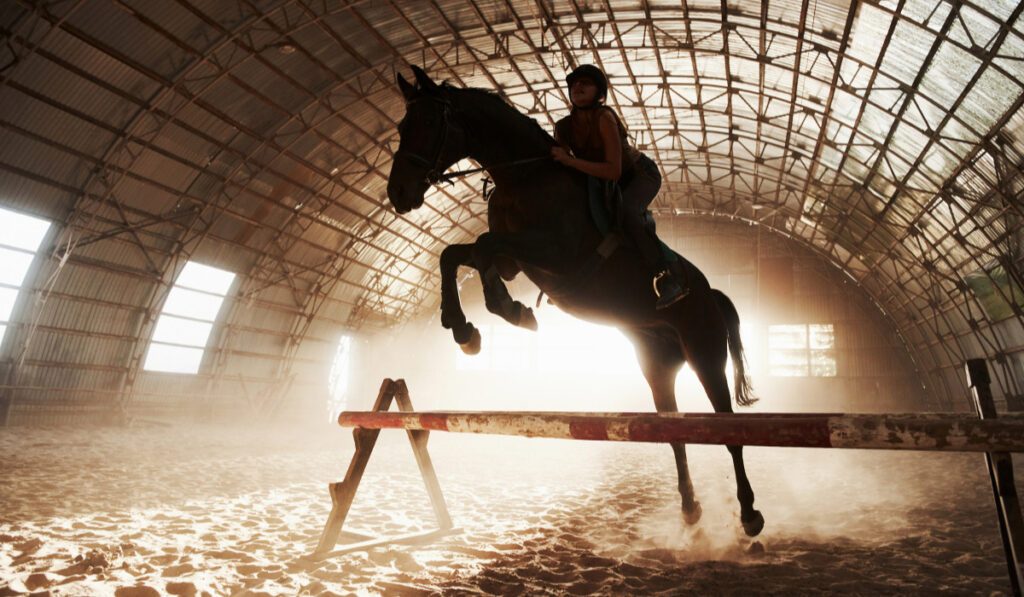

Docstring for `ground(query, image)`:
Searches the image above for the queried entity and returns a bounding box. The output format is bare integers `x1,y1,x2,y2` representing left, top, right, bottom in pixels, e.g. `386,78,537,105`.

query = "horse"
386,65,764,538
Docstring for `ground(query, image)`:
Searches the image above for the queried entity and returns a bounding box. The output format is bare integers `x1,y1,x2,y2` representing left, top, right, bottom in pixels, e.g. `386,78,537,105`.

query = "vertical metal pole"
966,359,1024,596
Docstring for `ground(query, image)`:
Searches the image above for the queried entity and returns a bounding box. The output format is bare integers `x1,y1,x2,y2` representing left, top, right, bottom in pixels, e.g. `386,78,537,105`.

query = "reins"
397,94,550,189
430,155,550,186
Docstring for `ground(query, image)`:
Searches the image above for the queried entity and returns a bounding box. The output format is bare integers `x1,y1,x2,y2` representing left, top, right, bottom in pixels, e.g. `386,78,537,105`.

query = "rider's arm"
551,111,622,180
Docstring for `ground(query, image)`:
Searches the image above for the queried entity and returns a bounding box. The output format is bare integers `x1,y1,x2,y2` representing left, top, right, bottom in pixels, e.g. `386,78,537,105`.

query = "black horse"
387,66,763,537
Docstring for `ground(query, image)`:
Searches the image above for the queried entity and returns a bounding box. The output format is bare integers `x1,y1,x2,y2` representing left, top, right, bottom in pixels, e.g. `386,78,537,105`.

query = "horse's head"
387,66,468,214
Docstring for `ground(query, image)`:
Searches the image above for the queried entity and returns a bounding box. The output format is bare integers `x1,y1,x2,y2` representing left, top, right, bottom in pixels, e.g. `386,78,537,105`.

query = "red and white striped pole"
336,411,1024,452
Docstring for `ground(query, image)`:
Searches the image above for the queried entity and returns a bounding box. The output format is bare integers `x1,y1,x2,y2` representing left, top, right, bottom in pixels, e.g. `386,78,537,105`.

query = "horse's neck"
460,98,551,186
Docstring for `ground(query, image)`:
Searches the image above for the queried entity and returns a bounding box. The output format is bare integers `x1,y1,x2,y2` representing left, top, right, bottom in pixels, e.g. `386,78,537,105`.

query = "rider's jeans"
619,154,665,273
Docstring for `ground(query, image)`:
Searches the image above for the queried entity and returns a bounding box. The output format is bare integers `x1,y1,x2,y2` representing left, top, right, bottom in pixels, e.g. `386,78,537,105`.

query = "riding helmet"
566,64,608,103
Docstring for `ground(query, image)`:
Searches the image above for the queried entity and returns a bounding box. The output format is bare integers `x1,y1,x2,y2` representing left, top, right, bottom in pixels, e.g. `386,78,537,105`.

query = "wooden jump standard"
311,362,1022,595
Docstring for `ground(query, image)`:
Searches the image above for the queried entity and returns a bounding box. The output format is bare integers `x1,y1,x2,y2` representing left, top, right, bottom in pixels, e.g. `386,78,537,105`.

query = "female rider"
550,64,687,309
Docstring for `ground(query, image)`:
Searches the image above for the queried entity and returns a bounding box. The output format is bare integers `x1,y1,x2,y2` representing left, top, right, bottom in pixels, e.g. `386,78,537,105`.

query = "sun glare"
450,306,767,413
328,335,352,422
456,308,637,375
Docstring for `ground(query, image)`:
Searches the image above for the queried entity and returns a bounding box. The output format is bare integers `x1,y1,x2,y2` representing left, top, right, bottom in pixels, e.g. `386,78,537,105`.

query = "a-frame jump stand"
308,378,457,560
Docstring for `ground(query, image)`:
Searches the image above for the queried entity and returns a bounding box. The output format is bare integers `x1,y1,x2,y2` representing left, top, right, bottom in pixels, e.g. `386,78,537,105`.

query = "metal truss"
1,0,1023,415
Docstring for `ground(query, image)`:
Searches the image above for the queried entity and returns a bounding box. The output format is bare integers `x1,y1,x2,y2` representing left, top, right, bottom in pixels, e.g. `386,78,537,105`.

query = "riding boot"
632,211,690,308
653,269,689,309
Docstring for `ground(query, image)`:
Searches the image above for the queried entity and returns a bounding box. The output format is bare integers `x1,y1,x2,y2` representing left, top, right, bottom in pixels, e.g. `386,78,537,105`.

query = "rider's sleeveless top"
554,107,642,181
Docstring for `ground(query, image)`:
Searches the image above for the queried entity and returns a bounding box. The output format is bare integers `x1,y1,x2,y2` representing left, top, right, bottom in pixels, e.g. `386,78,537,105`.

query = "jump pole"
336,410,1024,453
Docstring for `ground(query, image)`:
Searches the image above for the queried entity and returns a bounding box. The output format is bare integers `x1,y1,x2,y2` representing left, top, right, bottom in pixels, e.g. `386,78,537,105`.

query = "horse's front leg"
439,243,482,354
478,261,537,331
471,230,570,330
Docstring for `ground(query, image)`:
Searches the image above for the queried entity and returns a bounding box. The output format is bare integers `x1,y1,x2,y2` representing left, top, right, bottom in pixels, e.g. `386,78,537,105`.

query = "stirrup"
653,271,689,309
651,270,670,297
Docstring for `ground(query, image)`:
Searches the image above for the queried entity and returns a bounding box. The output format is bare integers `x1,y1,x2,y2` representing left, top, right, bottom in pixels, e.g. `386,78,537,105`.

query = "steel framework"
0,0,1022,418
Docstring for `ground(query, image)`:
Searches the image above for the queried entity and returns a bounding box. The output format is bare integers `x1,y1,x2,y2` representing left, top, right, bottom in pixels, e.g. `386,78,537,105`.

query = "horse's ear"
397,72,417,102
410,65,439,93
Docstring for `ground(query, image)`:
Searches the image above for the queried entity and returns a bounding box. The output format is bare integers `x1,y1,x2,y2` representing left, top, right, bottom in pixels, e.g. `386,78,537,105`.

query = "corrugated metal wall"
660,217,931,412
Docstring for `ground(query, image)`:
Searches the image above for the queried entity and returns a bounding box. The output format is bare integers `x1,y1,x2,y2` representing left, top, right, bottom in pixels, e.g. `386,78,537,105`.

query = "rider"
550,64,688,309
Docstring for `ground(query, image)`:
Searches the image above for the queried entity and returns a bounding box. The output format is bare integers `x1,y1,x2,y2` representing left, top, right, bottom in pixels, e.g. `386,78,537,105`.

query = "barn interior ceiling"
0,0,1022,414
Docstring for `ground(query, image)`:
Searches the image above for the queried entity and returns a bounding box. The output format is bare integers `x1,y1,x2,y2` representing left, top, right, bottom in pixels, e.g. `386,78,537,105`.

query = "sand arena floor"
0,422,1020,596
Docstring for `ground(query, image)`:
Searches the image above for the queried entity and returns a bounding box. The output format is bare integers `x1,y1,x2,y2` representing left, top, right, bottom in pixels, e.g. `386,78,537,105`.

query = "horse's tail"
712,289,758,407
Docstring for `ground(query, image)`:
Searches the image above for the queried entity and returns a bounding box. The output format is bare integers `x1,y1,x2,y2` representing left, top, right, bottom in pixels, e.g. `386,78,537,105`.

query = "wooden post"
392,379,454,530
310,378,455,559
966,359,1024,596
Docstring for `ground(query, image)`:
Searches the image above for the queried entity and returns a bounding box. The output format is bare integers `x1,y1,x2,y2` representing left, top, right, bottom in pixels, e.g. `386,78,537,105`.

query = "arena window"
143,261,235,374
963,260,1024,323
768,324,836,377
0,207,50,347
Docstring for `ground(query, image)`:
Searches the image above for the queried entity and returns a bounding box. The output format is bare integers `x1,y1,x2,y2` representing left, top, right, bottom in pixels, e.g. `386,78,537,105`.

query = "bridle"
397,95,458,186
396,93,548,187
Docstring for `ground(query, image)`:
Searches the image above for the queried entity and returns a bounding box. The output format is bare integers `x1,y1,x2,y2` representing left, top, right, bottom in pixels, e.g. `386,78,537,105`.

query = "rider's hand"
551,146,572,165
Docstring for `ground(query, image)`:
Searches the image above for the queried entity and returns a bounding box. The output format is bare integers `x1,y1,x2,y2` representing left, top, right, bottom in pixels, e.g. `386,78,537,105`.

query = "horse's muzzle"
386,183,425,214
387,162,428,214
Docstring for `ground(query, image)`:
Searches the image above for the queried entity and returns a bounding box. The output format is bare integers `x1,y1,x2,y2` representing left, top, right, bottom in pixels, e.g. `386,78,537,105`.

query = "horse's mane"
439,82,556,146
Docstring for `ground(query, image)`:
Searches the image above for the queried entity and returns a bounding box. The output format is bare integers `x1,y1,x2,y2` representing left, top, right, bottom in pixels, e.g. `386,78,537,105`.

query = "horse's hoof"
452,322,474,344
682,501,702,525
742,510,765,537
459,327,482,355
517,305,538,331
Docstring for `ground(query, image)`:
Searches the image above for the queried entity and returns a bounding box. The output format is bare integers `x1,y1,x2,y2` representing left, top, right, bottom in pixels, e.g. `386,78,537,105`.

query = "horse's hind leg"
689,342,764,537
439,243,482,353
626,330,701,525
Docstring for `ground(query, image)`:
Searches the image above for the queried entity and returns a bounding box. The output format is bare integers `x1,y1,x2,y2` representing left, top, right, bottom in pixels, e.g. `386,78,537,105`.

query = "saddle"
539,176,696,305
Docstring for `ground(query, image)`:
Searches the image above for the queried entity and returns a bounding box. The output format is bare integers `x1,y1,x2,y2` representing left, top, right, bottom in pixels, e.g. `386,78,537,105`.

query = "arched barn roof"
0,0,1022,414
